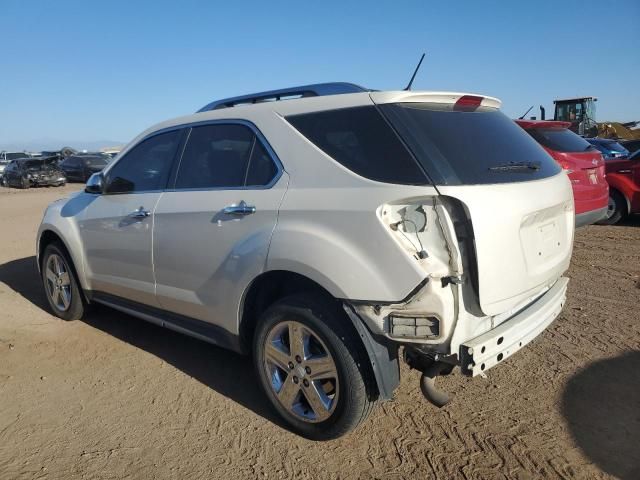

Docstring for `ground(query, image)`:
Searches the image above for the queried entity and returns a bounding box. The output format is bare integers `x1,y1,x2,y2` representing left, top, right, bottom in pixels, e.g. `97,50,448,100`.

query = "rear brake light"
453,95,483,111
557,160,573,174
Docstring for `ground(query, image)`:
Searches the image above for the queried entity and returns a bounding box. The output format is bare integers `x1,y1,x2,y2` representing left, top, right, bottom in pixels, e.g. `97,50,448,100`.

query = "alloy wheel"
44,254,72,312
263,320,339,423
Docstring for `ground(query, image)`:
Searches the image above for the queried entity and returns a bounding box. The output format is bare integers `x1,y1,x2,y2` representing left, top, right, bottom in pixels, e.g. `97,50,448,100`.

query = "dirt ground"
0,184,638,480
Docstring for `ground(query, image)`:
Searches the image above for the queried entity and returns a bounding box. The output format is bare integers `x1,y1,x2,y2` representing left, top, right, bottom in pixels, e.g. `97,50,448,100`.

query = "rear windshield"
380,103,561,185
602,141,628,153
525,128,594,153
287,104,561,185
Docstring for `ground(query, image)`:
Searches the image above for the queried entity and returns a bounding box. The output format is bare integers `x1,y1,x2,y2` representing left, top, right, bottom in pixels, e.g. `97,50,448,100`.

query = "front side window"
105,130,181,194
174,124,278,189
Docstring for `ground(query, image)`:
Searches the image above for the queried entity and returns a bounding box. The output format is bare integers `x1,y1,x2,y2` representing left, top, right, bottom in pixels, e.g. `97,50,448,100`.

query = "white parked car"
37,83,574,439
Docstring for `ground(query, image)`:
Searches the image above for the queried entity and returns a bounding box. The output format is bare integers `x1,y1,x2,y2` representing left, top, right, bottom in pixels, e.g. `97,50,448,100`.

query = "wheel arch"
239,270,337,352
239,269,400,401
606,178,632,215
38,228,89,294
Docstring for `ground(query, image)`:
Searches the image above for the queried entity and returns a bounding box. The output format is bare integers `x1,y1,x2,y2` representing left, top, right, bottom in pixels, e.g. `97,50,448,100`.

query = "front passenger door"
79,129,183,306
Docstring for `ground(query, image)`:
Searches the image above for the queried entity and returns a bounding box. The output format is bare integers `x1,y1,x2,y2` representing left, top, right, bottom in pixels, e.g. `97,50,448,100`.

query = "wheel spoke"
46,268,57,283
288,323,307,360
60,288,71,310
53,287,62,307
277,377,300,408
302,382,331,420
306,354,337,381
265,343,290,371
52,256,62,275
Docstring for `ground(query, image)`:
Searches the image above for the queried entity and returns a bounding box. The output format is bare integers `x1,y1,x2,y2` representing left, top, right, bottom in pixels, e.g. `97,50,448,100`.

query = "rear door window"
525,128,595,152
174,124,279,189
380,103,561,185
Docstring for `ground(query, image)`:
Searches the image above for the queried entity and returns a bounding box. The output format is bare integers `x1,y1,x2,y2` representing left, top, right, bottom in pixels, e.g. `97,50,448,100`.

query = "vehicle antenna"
404,53,426,91
518,106,534,119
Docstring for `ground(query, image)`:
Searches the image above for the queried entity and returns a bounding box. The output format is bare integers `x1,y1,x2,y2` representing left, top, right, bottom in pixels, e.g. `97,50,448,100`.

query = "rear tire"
41,242,85,321
253,293,376,440
597,190,626,225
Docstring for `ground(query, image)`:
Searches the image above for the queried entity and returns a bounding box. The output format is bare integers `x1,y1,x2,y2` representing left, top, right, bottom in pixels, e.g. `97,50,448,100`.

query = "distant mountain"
0,139,126,152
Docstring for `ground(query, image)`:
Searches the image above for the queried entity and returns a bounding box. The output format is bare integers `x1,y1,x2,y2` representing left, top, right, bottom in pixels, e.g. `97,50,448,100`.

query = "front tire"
20,176,30,189
597,190,626,225
41,243,85,321
254,294,376,440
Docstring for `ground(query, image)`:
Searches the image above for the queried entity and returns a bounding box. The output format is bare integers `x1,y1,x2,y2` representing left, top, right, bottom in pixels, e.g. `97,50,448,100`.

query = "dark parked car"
0,152,31,180
620,139,640,155
59,154,111,182
2,158,66,189
586,138,629,159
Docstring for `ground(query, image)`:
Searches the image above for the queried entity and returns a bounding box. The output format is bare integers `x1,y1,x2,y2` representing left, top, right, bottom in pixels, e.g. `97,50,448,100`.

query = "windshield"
84,156,109,167
6,152,30,160
526,128,595,152
380,103,561,185
24,160,45,170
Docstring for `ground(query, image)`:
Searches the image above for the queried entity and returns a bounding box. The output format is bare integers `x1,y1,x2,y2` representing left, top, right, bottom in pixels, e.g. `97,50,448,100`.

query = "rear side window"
245,141,278,186
174,124,278,189
286,106,429,185
105,130,181,194
525,128,594,153
380,103,561,185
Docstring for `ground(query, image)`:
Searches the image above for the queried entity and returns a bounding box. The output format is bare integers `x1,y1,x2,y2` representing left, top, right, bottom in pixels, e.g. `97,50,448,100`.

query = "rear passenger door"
153,122,288,334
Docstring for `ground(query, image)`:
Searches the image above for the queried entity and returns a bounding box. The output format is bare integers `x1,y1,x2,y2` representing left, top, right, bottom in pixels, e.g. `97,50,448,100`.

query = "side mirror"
85,172,104,194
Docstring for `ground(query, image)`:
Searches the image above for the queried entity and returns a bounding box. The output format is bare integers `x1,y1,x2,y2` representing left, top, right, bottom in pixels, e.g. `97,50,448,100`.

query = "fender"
265,220,427,302
606,174,636,213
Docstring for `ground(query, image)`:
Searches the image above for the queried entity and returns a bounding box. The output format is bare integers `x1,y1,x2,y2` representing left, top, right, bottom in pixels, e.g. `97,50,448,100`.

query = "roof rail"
197,82,369,112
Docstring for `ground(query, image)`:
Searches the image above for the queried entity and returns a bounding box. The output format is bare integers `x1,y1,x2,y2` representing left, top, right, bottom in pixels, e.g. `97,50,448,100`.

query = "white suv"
37,83,574,439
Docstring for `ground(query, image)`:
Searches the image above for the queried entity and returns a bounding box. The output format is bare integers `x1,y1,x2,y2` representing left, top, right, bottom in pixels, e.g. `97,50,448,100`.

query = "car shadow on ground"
561,351,640,480
618,214,640,227
0,256,288,431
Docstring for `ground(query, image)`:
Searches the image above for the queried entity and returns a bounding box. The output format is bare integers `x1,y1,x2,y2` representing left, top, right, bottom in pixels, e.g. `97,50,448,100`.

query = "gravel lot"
0,184,638,480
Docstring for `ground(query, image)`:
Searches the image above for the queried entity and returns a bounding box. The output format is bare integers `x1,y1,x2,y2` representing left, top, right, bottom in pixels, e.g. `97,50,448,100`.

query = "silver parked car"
37,83,574,439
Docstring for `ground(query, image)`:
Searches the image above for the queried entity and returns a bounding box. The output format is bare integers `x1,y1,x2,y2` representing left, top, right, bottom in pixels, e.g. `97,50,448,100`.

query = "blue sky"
1,0,638,148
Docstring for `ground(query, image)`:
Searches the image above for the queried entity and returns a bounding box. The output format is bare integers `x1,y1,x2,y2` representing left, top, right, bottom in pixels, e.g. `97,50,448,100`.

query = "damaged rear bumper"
459,276,568,376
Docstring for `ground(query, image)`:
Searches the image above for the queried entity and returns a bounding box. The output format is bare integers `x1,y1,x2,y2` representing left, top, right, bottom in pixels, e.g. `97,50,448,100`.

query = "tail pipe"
420,362,451,407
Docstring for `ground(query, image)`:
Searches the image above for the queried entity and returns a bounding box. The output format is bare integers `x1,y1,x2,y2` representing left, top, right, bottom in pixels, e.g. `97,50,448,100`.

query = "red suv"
516,120,608,227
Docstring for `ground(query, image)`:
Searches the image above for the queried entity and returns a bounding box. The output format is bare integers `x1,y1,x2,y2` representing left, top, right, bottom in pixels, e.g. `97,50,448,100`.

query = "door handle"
223,200,256,216
617,169,632,174
128,206,150,218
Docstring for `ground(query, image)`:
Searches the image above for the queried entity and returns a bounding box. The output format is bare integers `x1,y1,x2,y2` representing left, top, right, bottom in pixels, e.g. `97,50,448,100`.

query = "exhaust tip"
419,363,451,407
